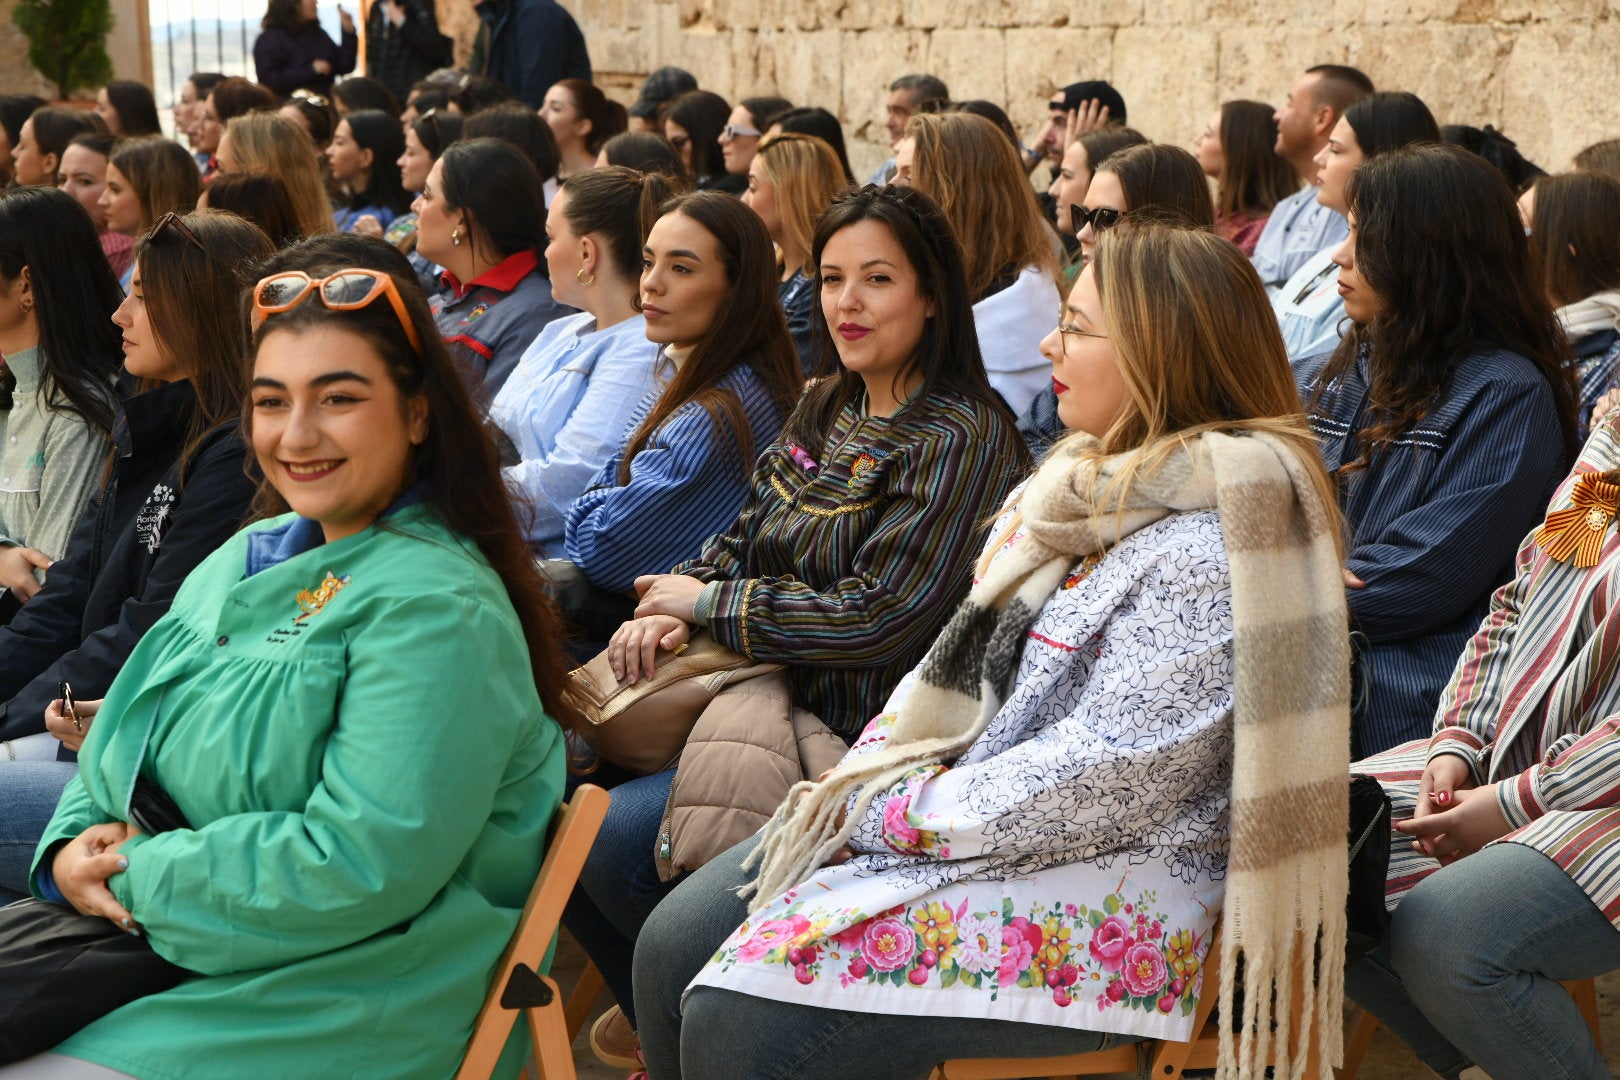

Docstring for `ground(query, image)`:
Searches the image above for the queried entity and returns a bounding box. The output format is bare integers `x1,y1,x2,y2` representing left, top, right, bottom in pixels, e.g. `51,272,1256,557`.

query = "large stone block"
1113,25,1219,149
1335,0,1465,24
1498,20,1620,168
766,28,843,113
927,28,1009,104
1216,27,1349,105
1342,24,1509,134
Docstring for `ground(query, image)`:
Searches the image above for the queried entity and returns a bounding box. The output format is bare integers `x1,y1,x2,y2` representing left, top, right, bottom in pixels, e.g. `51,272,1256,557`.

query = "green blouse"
34,504,564,1079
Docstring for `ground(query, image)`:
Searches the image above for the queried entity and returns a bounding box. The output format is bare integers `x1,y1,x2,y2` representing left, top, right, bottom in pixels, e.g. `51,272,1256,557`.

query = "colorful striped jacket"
677,390,1026,739
1364,415,1620,924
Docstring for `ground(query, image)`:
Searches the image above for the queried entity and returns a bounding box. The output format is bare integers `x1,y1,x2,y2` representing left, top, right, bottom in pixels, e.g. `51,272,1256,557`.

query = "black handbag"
1346,772,1394,965
0,774,194,1064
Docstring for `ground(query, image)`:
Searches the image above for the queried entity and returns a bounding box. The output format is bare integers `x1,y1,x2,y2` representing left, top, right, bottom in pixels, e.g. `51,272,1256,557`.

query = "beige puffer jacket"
655,669,849,881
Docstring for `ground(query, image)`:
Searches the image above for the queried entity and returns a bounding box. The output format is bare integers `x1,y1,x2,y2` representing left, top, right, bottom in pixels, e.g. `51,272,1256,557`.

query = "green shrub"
11,0,115,100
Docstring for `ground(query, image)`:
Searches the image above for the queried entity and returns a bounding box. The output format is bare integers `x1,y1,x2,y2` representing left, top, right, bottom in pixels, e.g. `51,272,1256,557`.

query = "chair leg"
564,960,605,1044
527,975,576,1080
1336,1008,1379,1080
1563,979,1602,1053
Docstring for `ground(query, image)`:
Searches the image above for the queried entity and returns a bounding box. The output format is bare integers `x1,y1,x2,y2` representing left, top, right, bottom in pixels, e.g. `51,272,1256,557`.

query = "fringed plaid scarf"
744,430,1350,1078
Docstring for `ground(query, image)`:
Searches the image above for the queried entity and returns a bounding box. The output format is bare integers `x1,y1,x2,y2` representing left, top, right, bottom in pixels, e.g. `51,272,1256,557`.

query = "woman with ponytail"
491,167,671,557
543,78,629,181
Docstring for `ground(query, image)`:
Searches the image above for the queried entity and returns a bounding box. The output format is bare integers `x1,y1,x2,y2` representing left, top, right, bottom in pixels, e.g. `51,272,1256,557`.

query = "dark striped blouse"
676,390,1025,739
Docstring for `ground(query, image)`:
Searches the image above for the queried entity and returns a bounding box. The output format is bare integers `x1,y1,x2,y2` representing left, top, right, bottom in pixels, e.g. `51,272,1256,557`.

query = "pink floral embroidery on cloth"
709,887,1207,1016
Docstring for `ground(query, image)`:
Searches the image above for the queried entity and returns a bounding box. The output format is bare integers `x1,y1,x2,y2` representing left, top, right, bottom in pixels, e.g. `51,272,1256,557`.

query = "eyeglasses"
251,269,422,355
719,123,760,142
1056,316,1108,355
1071,204,1125,234
291,89,330,109
150,212,204,251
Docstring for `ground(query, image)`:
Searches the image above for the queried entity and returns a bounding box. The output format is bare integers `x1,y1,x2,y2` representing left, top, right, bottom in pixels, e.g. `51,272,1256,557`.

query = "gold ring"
672,643,689,656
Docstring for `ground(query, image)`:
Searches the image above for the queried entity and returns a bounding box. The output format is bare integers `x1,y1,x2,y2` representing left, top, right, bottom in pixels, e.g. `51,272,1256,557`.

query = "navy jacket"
468,0,590,109
1297,345,1570,756
253,21,357,97
0,381,257,751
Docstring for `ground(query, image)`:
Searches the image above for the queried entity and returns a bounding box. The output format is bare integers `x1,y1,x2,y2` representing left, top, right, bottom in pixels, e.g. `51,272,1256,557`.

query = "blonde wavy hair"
982,222,1341,572
221,112,335,241
753,132,848,276
904,110,1059,301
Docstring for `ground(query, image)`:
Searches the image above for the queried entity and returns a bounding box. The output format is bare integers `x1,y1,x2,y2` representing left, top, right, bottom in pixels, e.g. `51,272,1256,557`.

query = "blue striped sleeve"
1347,377,1565,641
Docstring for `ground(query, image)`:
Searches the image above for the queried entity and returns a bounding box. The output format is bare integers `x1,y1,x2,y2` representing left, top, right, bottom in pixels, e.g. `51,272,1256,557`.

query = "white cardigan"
689,508,1235,1042
973,265,1061,417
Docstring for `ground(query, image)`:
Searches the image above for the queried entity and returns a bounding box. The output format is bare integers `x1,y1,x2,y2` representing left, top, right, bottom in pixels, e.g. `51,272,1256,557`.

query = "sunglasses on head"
251,269,422,356
150,211,204,251
1071,204,1125,233
291,88,330,109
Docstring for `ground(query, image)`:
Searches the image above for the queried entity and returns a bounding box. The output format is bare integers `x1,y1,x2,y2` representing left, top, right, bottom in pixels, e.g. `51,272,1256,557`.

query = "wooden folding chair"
1336,978,1601,1080
932,931,1327,1080
456,783,611,1080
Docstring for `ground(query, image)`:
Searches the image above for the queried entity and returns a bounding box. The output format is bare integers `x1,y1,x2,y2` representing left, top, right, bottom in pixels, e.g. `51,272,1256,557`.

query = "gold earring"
451,228,462,247
19,299,32,313
576,267,596,287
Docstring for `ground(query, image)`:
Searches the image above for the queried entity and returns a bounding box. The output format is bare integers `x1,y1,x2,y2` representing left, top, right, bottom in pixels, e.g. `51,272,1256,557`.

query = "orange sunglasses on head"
250,268,423,356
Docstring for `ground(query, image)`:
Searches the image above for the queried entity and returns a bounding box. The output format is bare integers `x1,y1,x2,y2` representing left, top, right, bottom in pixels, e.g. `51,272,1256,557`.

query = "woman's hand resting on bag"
609,615,689,685
632,573,706,623
51,822,143,933
44,696,101,754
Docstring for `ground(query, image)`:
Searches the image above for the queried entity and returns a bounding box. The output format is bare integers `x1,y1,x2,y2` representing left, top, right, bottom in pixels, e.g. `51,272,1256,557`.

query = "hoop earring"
576,267,596,287
19,299,31,313
451,228,462,247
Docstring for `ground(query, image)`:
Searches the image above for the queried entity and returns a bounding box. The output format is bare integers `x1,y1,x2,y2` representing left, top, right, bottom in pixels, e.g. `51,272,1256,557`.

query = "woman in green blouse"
0,187,122,621
15,247,578,1079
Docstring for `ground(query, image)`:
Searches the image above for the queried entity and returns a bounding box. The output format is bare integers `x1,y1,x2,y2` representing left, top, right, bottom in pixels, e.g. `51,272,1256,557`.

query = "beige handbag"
570,632,782,775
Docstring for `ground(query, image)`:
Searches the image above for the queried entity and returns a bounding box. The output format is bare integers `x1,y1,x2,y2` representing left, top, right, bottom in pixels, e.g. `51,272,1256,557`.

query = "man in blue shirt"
1250,64,1373,294
467,0,591,109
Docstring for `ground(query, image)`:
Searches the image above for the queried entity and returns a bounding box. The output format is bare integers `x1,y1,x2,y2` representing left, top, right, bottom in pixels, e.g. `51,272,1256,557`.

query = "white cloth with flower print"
687,508,1235,1041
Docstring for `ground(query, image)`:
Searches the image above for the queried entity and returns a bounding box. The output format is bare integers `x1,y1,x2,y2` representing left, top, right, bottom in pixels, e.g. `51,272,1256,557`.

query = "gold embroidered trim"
769,474,881,518
739,578,757,658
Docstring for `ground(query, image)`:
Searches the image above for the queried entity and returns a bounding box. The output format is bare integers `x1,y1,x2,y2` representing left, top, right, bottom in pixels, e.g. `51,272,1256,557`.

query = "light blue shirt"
1250,185,1348,294
490,311,661,554
1275,246,1346,364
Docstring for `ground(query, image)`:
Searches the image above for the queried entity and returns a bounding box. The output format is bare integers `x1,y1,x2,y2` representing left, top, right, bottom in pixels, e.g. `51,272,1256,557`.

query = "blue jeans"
634,839,1139,1080
1346,841,1620,1080
562,767,681,1029
0,758,77,904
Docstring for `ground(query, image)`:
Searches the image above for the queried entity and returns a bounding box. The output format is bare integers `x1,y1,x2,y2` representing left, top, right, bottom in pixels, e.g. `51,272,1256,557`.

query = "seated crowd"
0,27,1619,1080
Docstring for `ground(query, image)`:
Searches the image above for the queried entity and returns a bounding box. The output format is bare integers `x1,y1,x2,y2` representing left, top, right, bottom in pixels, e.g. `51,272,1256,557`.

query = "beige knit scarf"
742,430,1350,1079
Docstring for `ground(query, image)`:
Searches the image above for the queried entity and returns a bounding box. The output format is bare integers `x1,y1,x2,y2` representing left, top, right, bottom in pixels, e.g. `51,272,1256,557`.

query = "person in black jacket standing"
365,0,451,108
466,0,591,110
0,211,274,902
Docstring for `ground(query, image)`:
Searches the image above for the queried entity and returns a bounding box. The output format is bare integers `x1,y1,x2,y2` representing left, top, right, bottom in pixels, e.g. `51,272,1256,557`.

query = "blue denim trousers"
633,839,1139,1080
561,766,681,1029
1346,841,1620,1080
0,757,77,903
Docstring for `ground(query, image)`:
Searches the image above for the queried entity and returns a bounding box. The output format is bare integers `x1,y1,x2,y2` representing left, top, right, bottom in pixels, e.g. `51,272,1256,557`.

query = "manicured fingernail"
1436,791,1451,806
128,928,141,937
121,916,132,927
117,857,129,869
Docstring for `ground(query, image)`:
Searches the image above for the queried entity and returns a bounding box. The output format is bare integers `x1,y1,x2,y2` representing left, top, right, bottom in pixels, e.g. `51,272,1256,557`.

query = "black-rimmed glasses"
1071,203,1125,234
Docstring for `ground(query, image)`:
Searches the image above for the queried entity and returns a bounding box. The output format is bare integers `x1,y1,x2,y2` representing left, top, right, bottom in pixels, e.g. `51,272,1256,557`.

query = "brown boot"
589,1005,641,1069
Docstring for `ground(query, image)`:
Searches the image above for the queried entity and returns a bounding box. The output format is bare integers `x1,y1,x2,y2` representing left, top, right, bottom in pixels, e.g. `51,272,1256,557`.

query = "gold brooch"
1536,472,1620,568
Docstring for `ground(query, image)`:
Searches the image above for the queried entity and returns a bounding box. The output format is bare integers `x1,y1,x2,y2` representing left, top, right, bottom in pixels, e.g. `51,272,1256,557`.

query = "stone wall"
514,0,1620,180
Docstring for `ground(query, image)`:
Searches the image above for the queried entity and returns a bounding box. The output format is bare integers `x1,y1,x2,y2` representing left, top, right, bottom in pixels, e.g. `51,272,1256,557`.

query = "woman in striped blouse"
561,190,802,612
1349,411,1620,1080
570,185,1029,1068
